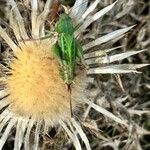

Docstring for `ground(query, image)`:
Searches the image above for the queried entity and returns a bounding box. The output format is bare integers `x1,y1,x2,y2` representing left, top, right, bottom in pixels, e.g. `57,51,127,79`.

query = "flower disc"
7,41,73,123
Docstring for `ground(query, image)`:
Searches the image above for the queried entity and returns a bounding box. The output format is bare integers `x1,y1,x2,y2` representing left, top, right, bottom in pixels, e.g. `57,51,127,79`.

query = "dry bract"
0,0,148,150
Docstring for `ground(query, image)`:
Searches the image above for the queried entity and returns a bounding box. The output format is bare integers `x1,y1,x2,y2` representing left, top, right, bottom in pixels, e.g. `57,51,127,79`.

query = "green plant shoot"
52,13,84,87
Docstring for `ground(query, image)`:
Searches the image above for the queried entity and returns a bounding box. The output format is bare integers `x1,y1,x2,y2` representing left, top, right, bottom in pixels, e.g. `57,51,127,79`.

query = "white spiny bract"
0,0,147,150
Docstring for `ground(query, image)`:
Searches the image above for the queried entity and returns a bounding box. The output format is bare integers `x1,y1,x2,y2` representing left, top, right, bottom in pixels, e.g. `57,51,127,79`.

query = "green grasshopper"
52,13,84,116
52,13,84,87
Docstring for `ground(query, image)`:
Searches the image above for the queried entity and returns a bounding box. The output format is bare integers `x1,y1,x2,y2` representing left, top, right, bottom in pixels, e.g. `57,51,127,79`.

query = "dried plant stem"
0,99,10,110
0,26,18,52
33,121,41,150
70,0,88,22
71,118,91,150
0,109,10,123
0,119,16,150
60,120,82,150
24,119,34,150
84,98,128,126
9,10,22,41
83,26,134,51
14,118,28,150
79,0,101,23
0,90,8,99
14,118,23,150
75,1,117,37
31,0,38,38
8,0,28,40
35,0,52,38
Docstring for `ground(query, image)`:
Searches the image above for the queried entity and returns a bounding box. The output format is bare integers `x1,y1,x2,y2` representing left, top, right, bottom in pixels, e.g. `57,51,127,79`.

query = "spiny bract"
0,0,147,150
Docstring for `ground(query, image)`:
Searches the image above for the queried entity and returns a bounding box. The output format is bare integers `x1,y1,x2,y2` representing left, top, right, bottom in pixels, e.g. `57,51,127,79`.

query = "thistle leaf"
84,99,128,126
75,1,117,36
83,26,135,51
80,0,102,22
86,49,147,65
70,0,88,20
87,64,149,74
84,46,124,59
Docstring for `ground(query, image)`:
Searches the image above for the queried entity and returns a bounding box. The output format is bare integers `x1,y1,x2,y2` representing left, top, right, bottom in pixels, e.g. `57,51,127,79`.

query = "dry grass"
0,0,149,150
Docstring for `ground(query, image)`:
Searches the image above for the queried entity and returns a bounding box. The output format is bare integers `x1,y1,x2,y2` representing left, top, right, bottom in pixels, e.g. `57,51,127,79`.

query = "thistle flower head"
7,41,69,121
0,0,148,150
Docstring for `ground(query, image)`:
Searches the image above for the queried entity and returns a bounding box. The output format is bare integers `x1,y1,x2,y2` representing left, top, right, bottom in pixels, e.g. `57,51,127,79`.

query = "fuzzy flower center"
7,41,71,121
